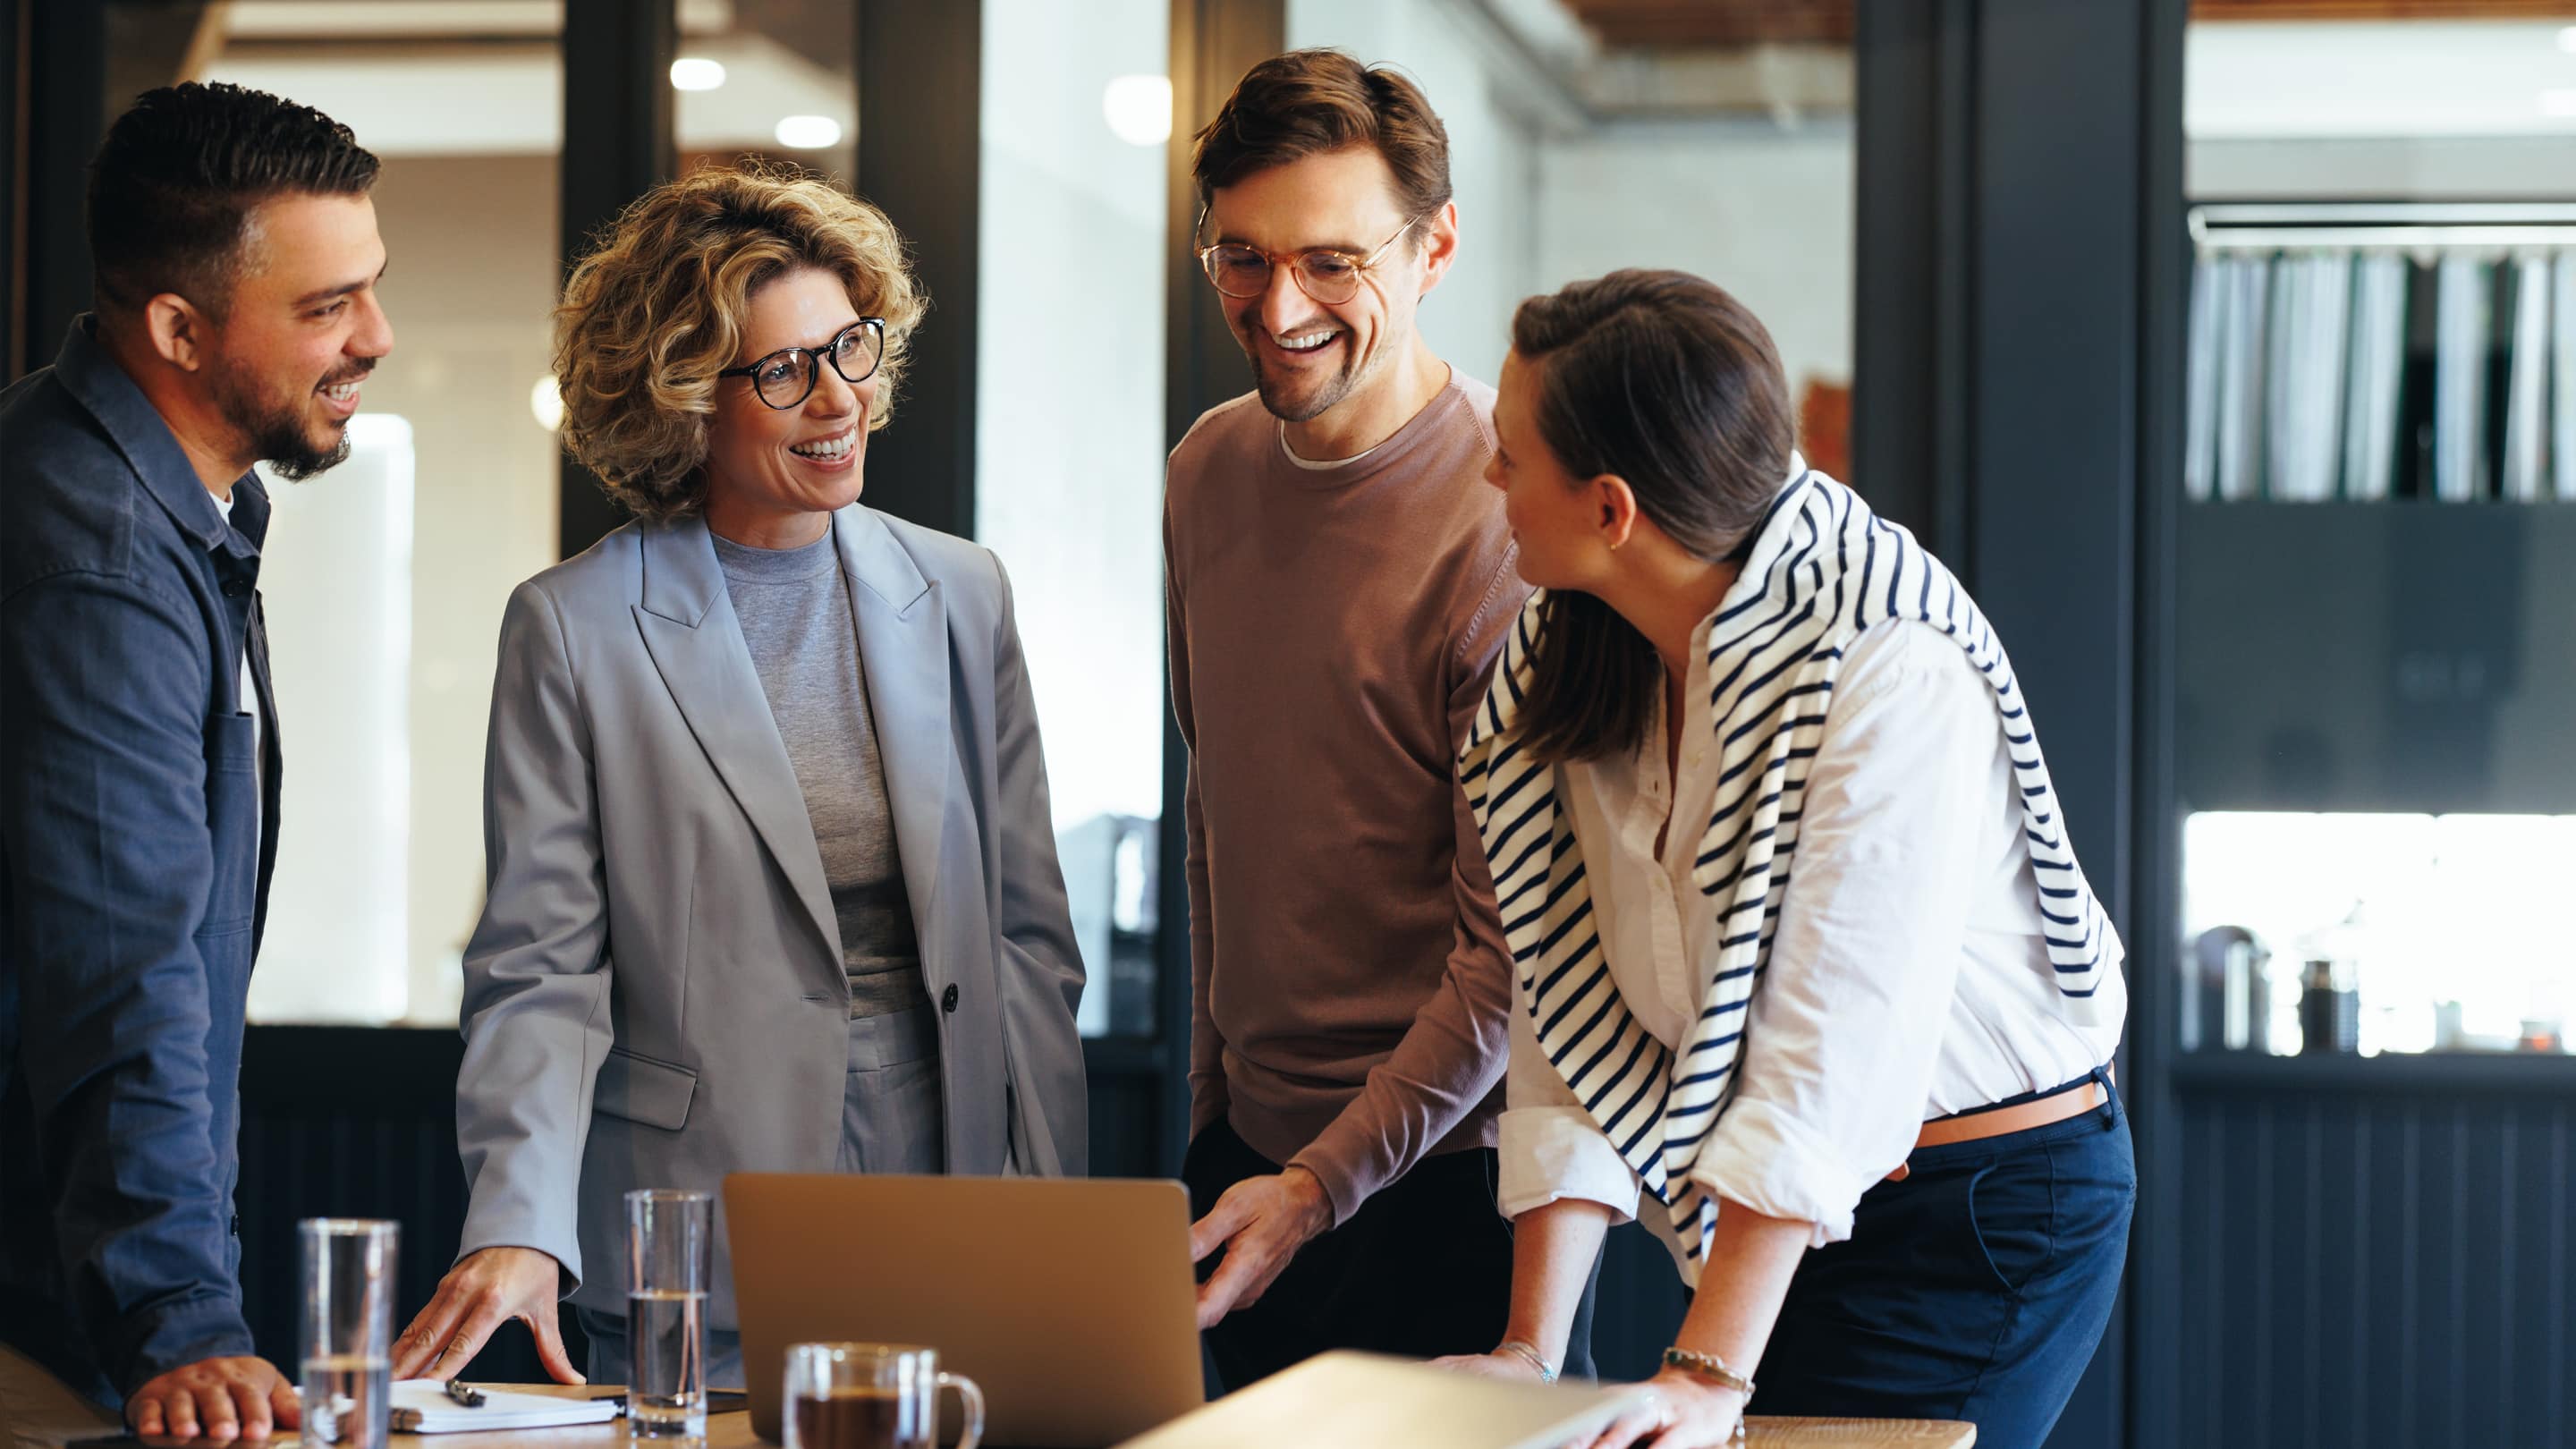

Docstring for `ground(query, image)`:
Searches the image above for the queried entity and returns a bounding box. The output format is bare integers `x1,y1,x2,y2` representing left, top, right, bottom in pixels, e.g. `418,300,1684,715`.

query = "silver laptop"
725,1174,1206,1448
1112,1351,1647,1449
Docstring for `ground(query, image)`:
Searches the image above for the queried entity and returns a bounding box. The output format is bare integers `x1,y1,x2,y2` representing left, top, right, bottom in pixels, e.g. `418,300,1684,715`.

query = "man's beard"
213,359,361,481
1240,312,1371,425
1249,349,1357,424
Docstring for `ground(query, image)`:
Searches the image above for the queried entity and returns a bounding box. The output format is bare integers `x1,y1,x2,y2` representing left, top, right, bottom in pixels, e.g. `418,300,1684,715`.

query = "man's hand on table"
1187,1165,1335,1330
393,1246,583,1384
125,1355,300,1445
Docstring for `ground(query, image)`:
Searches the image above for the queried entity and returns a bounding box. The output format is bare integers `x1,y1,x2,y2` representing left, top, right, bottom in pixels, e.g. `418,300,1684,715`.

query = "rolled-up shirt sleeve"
1689,623,1993,1247
1496,963,1642,1223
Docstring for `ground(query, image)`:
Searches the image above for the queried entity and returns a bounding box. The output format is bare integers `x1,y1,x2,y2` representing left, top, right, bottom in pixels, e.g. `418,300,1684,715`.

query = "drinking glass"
625,1189,713,1436
299,1218,399,1449
782,1343,984,1449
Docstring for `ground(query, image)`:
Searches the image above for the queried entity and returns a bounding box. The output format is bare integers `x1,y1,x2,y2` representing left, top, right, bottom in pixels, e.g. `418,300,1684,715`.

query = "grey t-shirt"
713,529,928,1017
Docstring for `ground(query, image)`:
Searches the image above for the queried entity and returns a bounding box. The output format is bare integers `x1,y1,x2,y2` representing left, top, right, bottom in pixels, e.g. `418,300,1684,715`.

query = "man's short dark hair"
1191,49,1451,224
87,81,381,318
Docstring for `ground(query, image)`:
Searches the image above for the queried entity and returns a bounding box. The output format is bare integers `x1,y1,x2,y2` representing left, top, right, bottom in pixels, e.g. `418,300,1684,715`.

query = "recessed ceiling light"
1102,74,1173,148
530,375,564,432
775,115,843,150
2543,89,2576,118
669,57,726,91
2558,25,2576,53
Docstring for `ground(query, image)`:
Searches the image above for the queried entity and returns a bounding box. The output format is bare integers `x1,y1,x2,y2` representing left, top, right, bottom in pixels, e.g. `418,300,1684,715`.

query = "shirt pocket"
200,712,259,932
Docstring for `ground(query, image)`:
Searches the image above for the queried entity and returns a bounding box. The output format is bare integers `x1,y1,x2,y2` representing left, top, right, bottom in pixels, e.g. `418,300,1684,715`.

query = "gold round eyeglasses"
1195,212,1426,306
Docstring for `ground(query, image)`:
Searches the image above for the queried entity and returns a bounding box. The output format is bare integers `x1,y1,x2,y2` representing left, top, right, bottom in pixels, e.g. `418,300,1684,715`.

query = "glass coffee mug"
783,1343,985,1449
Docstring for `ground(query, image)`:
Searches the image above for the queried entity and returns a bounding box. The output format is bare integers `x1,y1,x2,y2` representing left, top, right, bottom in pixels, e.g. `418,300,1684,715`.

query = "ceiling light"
530,375,564,432
775,115,843,149
669,57,726,91
1102,74,1173,148
2560,26,2576,53
2544,89,2576,118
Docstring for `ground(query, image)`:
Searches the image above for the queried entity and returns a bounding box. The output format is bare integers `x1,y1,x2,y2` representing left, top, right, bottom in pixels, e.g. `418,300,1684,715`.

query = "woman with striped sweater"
1435,271,2132,1449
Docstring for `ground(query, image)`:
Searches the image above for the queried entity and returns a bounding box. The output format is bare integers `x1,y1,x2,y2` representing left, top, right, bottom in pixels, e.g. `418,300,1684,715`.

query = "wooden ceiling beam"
1555,0,1852,50
2191,0,2576,17
1554,0,2576,55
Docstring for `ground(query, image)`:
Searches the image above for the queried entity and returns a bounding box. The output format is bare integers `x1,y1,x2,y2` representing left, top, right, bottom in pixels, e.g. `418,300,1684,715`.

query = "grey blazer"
451,504,1087,1326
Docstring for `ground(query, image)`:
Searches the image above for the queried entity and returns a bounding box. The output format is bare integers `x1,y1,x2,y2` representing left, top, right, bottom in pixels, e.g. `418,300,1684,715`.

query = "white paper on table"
387,1381,620,1433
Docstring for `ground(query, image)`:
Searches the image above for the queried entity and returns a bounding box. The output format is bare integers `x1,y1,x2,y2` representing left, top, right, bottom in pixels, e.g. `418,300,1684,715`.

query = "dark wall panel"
2173,1083,2576,1449
3,0,22,379
236,1029,579,1384
555,0,674,560
1854,4,2184,1444
853,0,981,541
20,0,99,374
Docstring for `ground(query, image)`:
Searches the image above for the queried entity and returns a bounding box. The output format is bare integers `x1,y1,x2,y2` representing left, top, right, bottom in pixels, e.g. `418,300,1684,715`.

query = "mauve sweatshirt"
1163,376,1530,1225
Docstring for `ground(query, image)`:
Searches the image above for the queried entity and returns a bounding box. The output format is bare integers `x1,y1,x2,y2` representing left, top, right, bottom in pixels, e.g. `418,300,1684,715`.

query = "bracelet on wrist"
1496,1338,1558,1384
1661,1345,1755,1395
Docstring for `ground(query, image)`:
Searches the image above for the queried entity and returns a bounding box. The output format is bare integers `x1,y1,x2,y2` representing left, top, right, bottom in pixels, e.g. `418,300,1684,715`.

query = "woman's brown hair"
553,163,924,522
1511,269,1797,765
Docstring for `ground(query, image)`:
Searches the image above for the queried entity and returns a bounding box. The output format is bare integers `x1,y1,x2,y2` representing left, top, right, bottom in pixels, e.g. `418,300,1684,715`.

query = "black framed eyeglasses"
1194,211,1427,305
716,318,886,410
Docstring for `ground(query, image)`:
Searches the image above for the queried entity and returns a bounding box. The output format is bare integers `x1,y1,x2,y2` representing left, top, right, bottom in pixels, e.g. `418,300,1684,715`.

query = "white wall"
247,418,414,1024
1535,121,1855,403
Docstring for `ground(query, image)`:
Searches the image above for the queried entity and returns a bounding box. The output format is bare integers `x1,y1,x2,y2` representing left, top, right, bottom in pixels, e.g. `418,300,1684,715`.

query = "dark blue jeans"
1745,1068,2134,1449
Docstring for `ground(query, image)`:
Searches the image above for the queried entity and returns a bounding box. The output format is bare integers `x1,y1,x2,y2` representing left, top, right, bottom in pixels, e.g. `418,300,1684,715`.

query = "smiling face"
702,267,874,543
199,191,392,479
1204,147,1450,428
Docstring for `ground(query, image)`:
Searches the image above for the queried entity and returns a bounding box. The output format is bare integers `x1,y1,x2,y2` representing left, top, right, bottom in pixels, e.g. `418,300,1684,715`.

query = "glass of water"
625,1189,713,1437
299,1218,399,1449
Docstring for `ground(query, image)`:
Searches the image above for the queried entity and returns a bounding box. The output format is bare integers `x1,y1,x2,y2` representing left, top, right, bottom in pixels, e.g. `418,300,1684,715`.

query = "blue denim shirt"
0,319,282,1405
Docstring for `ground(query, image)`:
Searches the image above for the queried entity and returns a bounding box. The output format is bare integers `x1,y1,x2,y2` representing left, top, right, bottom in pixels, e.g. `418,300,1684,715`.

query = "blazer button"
941,983,960,1013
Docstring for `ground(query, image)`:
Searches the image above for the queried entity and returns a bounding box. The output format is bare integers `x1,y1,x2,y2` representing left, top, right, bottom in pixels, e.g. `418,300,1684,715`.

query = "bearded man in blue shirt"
0,81,391,1443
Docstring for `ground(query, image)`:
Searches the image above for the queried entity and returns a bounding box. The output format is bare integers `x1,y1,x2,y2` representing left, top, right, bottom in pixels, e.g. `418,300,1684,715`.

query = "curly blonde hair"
554,164,924,521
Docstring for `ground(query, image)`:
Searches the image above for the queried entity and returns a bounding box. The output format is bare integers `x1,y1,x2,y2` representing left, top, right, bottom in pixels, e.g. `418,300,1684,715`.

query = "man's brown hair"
1191,48,1452,226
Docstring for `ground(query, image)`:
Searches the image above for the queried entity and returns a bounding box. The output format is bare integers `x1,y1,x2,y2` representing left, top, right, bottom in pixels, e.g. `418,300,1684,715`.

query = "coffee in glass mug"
782,1343,983,1449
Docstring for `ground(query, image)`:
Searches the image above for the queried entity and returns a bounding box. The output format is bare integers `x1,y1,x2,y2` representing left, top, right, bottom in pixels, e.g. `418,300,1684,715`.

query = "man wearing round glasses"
1165,50,1586,1389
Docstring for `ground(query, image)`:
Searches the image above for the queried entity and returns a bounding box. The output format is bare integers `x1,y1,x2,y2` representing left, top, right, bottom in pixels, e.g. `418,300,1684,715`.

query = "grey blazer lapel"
832,506,949,979
631,517,842,964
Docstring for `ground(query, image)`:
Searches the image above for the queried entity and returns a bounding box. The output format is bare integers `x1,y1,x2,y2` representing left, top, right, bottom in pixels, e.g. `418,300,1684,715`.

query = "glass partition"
977,0,1170,1038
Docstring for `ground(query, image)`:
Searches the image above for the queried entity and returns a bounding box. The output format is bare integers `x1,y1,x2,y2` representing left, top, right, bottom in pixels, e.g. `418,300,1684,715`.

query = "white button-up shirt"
1496,614,2126,1264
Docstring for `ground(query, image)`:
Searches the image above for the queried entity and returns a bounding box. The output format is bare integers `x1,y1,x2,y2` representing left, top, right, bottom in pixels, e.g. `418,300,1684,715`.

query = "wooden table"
394,1385,1970,1449
9,1382,1971,1449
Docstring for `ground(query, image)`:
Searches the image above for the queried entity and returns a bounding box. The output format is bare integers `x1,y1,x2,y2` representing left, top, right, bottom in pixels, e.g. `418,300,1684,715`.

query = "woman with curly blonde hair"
392,165,1087,1388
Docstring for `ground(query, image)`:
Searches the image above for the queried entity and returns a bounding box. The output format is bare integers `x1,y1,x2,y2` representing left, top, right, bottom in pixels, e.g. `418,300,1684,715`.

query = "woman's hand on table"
393,1246,582,1384
1429,1350,1550,1383
1572,1367,1747,1448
